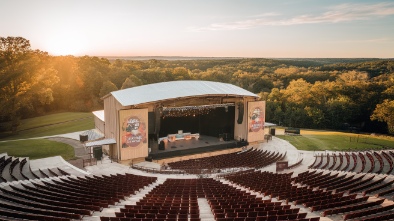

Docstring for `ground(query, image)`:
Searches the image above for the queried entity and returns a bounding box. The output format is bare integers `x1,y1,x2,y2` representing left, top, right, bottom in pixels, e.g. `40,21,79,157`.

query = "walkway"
47,136,91,169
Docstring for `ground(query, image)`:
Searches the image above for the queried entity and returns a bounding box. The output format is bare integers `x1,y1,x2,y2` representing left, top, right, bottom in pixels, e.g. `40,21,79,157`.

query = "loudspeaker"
237,103,244,124
158,140,165,150
155,107,162,138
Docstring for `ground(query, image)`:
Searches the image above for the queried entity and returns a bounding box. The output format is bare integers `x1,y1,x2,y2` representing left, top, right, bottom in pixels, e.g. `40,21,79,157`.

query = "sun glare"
45,33,88,56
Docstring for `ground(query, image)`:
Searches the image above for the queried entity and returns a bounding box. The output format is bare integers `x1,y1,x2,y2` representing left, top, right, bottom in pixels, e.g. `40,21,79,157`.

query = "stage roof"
110,80,259,106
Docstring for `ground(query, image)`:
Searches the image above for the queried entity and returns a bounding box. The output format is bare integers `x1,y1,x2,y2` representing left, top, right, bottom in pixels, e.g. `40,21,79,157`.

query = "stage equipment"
162,103,234,118
237,102,244,124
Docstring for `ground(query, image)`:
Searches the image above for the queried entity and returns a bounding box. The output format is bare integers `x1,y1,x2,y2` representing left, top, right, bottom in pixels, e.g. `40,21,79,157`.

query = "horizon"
1,0,394,58
84,56,394,60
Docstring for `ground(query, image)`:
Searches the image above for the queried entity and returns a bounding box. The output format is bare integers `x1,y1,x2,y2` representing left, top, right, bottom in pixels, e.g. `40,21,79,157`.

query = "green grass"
0,139,75,160
277,129,394,151
0,112,94,140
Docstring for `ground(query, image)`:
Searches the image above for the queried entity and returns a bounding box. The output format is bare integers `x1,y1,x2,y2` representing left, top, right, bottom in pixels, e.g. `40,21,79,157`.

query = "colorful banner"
247,101,265,143
119,109,148,160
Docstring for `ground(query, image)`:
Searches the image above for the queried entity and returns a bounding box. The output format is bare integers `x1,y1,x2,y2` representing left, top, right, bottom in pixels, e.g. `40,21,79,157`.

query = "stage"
148,135,247,160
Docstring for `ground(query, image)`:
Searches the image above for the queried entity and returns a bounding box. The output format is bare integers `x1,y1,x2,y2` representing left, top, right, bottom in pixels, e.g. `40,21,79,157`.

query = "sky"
1,0,394,58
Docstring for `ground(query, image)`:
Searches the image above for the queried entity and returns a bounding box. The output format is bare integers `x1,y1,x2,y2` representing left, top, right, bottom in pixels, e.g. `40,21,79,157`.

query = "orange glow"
44,32,88,56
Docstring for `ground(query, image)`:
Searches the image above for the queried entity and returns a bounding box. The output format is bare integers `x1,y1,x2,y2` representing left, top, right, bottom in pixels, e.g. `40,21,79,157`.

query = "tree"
172,67,191,80
49,56,80,110
99,81,118,98
75,56,109,109
371,99,394,134
281,78,312,105
0,37,59,133
121,75,142,89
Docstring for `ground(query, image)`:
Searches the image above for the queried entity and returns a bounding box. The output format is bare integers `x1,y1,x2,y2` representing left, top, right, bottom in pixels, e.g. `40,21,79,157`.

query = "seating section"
0,173,156,221
308,154,322,169
1,167,393,220
288,158,303,169
223,170,294,199
0,155,12,182
112,179,200,221
167,149,285,173
343,202,394,220
0,153,69,183
221,169,394,219
309,150,394,175
2,149,394,221
306,151,394,200
382,151,394,174
101,178,312,221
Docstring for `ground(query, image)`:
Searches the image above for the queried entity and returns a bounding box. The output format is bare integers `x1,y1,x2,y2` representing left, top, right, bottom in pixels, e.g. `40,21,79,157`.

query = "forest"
1,37,394,135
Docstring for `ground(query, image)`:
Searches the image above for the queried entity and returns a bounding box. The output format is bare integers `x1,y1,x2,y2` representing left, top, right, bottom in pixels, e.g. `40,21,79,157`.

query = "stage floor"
149,135,238,160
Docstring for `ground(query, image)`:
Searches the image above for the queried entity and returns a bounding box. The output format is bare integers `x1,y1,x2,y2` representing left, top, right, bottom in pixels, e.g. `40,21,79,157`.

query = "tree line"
1,37,393,134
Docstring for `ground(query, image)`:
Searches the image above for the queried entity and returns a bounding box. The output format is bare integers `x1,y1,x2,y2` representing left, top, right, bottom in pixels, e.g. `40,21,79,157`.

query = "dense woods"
1,37,394,134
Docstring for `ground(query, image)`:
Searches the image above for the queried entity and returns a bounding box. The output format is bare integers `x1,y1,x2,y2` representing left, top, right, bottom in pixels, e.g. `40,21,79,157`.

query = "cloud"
249,12,281,18
333,37,392,44
188,2,394,32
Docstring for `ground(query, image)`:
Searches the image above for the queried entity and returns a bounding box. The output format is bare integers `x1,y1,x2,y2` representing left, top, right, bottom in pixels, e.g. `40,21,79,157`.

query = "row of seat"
221,169,394,219
0,154,69,183
223,170,294,198
167,149,285,173
287,158,303,169
293,170,391,197
101,178,316,221
343,203,394,220
309,150,394,175
0,173,157,221
101,217,319,221
297,169,394,202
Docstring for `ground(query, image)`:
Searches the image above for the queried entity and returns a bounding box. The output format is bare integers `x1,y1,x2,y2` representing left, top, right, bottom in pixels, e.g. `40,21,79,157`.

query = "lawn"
0,139,75,160
0,112,94,140
276,129,394,151
0,112,92,160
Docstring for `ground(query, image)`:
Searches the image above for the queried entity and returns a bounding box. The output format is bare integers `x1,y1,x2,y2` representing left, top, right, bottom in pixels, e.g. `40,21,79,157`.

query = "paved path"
47,134,91,169
47,137,89,158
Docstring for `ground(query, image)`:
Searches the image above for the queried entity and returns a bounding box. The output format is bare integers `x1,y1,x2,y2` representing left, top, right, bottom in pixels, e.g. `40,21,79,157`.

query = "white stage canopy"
109,80,259,106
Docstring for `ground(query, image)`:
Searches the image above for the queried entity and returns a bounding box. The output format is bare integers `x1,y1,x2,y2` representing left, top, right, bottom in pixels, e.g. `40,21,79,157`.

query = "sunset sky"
1,0,393,58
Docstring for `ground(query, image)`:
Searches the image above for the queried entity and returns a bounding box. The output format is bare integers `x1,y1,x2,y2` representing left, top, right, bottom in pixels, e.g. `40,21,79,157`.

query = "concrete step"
198,197,214,221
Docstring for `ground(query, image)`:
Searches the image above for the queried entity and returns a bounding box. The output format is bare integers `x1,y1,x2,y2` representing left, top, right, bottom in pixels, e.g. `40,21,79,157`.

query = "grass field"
0,139,75,160
0,112,94,140
0,112,93,160
276,129,394,151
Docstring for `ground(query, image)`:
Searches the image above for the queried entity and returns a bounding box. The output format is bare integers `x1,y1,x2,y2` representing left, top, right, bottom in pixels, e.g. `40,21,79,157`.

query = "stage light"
162,103,234,118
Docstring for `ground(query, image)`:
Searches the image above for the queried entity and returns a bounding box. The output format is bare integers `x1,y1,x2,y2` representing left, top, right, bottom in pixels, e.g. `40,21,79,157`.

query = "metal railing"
131,164,256,176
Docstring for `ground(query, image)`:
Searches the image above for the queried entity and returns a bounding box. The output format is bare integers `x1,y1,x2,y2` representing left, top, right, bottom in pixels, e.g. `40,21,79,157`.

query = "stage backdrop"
119,108,149,160
247,101,265,143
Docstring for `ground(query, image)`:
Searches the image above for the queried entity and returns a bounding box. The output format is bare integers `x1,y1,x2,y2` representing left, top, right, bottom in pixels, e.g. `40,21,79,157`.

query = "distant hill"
101,56,244,61
100,56,390,65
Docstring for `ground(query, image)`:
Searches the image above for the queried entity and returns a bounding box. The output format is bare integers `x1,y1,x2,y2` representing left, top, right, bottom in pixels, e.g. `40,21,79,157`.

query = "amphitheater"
1,130,394,221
